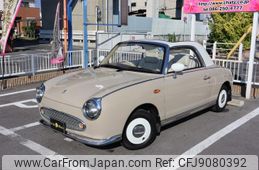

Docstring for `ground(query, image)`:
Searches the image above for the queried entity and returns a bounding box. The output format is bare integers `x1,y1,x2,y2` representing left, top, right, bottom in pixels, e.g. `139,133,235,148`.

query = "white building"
40,0,209,47
129,0,147,12
129,0,183,19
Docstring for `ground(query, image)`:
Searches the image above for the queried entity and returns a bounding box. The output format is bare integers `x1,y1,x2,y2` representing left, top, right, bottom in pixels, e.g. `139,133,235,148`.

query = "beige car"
37,40,233,150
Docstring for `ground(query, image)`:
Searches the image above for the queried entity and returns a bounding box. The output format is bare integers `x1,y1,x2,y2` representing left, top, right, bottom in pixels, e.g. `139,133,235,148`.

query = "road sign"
184,0,259,14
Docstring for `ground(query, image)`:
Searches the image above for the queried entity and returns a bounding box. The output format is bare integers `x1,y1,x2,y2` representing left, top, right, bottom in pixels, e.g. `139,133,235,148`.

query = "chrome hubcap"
221,94,226,103
133,124,145,138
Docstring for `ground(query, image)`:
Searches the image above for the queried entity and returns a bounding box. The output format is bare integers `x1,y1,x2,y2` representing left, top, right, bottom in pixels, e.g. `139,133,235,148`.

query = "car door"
164,46,213,119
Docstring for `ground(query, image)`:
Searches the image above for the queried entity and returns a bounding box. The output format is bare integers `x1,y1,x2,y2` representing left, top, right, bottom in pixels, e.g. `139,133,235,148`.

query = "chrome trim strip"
161,101,216,126
40,107,86,131
40,119,121,146
102,76,163,98
102,65,220,98
67,133,122,146
166,65,220,77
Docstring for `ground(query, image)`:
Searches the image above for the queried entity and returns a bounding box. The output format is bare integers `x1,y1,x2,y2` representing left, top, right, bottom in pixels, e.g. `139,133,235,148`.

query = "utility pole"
190,14,196,41
246,12,258,99
63,0,68,53
83,0,88,69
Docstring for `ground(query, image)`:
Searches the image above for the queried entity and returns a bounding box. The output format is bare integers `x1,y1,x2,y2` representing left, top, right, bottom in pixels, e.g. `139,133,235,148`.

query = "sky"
34,0,41,9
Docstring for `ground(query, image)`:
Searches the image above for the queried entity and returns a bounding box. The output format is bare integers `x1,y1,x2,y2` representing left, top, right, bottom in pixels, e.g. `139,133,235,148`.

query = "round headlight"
82,98,102,120
36,83,45,103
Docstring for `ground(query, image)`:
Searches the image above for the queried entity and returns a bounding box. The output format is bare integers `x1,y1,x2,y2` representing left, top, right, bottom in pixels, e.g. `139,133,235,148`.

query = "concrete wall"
112,15,207,38
152,17,207,36
71,0,110,31
71,0,83,31
97,32,149,50
113,16,152,33
41,0,112,31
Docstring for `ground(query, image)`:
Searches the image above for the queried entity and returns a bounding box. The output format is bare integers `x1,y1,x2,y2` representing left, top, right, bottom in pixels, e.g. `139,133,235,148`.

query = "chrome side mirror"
171,63,185,78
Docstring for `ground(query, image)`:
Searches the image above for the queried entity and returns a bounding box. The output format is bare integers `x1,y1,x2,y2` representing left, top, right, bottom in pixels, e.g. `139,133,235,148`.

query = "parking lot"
0,83,259,166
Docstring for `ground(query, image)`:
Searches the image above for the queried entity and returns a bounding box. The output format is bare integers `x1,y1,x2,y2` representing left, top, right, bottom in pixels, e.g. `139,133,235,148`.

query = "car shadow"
86,142,122,151
161,108,229,131
88,107,231,151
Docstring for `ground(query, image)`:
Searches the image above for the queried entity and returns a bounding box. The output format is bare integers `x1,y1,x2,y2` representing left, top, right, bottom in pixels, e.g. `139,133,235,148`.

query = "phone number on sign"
203,6,243,12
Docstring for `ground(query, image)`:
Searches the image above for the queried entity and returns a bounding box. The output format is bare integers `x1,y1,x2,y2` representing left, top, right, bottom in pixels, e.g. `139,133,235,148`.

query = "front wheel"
212,85,228,112
122,109,157,150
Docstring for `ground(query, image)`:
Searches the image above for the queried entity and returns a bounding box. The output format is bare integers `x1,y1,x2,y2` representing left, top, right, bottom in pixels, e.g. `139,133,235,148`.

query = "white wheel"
126,118,151,145
212,85,229,112
122,109,157,150
218,89,227,108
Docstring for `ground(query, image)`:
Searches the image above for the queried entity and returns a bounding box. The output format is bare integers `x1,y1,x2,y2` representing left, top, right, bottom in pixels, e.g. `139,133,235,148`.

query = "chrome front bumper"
40,119,122,146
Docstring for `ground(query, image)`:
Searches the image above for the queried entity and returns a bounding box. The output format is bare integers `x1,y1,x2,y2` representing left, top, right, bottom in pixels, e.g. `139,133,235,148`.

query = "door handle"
204,75,211,80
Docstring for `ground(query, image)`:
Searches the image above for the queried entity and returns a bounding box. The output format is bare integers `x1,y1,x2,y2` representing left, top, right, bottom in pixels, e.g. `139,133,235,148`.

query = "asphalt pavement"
0,83,259,168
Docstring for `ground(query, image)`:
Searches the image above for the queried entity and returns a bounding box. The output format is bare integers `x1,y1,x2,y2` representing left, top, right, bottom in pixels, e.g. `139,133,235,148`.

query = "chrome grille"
40,108,86,131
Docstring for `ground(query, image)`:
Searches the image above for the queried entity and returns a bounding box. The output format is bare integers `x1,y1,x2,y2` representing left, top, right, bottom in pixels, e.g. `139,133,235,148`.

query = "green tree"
209,13,253,49
168,33,177,42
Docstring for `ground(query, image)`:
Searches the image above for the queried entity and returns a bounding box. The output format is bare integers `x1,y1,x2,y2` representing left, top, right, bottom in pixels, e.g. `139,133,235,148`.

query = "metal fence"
1,49,259,86
0,50,84,77
203,41,244,61
213,59,259,86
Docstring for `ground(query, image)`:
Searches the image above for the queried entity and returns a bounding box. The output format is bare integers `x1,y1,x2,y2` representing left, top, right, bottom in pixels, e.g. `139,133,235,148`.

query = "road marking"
0,99,38,108
64,137,74,142
0,89,35,97
0,126,56,155
161,107,259,170
10,122,41,132
95,85,104,90
0,125,87,170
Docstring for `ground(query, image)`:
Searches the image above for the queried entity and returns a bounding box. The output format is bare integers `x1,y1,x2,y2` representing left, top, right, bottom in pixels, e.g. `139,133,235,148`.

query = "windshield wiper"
99,64,159,74
133,67,159,74
118,65,159,74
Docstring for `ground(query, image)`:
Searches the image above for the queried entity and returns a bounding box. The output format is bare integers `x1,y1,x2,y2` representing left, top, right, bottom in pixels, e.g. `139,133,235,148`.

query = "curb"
0,68,81,90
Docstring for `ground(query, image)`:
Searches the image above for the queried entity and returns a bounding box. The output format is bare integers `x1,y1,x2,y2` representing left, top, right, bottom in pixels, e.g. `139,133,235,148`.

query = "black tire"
212,85,229,112
122,109,157,150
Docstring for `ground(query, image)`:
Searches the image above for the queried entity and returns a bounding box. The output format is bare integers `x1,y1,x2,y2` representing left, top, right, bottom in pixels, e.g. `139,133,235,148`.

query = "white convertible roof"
131,40,214,67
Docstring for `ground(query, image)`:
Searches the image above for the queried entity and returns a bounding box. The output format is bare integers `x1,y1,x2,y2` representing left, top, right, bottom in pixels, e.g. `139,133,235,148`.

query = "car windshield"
99,43,165,74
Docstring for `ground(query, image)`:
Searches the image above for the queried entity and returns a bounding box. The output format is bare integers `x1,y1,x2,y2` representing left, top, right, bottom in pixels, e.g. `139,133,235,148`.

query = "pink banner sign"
0,0,23,55
184,0,259,13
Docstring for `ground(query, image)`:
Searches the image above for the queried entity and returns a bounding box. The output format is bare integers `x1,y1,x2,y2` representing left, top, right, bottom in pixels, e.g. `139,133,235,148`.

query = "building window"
21,2,29,7
145,2,147,7
113,0,119,15
131,2,136,7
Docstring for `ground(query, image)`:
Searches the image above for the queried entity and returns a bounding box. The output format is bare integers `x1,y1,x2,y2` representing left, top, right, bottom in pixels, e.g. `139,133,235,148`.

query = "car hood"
44,68,157,108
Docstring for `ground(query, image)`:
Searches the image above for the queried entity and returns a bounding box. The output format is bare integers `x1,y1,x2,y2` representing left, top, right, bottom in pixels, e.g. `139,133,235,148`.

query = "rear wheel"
122,109,157,150
212,85,228,112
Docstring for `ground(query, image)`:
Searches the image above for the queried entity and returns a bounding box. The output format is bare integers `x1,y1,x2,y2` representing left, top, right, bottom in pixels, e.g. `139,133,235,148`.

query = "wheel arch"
222,81,232,101
123,103,161,135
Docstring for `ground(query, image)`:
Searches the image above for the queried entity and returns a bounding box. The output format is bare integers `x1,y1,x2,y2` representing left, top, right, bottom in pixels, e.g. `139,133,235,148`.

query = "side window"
168,47,202,72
